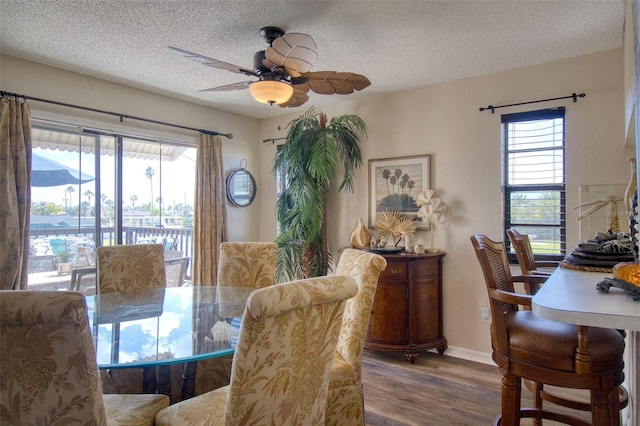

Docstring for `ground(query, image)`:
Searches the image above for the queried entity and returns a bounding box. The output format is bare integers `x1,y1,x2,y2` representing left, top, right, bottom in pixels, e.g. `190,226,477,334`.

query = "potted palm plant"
273,108,367,282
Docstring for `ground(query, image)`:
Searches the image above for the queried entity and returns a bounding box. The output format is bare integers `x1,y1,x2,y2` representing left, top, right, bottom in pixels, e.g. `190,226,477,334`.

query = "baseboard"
440,345,494,366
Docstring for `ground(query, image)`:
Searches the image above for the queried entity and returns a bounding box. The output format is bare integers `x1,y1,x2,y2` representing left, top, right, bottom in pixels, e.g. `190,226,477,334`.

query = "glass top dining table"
86,285,251,370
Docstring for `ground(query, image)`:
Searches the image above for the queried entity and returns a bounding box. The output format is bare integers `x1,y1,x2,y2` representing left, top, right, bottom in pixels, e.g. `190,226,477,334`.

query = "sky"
32,147,197,212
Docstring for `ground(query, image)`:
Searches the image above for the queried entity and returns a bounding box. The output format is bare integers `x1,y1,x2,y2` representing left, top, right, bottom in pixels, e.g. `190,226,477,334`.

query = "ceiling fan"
169,26,371,107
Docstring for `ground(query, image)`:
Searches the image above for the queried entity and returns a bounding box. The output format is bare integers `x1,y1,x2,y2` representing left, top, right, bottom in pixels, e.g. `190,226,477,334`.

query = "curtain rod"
479,92,586,114
262,137,286,144
0,90,233,139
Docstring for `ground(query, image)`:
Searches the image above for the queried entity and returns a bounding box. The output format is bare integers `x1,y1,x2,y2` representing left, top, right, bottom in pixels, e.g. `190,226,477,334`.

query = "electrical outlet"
481,306,491,323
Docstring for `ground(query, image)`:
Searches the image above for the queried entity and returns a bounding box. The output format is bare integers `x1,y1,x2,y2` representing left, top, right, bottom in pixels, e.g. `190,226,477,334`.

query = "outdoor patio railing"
28,226,194,278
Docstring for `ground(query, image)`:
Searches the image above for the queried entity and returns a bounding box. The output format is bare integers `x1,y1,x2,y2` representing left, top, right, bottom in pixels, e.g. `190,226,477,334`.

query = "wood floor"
361,349,592,426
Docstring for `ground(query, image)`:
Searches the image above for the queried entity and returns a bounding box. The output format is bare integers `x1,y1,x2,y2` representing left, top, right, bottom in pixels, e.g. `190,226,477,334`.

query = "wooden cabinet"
365,252,446,363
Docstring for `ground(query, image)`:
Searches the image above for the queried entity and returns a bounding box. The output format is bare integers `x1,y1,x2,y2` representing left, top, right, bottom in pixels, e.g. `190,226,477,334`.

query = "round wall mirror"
226,167,256,207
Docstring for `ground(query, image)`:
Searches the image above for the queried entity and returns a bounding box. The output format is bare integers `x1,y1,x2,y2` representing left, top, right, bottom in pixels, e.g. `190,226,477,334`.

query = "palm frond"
273,107,367,278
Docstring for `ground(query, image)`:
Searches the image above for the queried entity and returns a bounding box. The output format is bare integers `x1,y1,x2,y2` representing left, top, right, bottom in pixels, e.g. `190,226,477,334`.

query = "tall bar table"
532,267,640,426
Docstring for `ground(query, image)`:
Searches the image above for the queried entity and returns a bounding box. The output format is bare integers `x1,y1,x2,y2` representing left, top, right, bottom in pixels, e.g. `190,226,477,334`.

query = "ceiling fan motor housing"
259,26,285,44
253,50,269,74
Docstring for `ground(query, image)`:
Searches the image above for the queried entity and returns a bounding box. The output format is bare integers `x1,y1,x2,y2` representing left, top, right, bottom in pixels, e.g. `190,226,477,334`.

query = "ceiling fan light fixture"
249,80,294,105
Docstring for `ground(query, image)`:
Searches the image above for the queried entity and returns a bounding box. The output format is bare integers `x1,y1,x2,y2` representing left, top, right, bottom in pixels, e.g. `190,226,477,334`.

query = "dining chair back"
96,243,167,397
506,228,559,291
155,274,358,426
191,242,278,398
325,248,387,426
217,241,277,288
0,290,169,425
96,243,166,293
471,234,625,426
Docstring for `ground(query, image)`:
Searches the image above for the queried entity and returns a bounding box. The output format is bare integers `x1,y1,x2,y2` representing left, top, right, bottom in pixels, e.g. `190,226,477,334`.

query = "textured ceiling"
0,0,627,120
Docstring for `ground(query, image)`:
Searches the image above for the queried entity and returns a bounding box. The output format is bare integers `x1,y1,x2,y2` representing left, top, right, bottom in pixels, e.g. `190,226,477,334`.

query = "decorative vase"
405,235,414,253
426,228,440,253
625,157,637,216
631,191,639,262
349,217,370,249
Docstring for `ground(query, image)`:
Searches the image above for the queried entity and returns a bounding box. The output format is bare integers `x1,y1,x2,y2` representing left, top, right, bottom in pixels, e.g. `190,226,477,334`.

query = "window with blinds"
502,107,566,261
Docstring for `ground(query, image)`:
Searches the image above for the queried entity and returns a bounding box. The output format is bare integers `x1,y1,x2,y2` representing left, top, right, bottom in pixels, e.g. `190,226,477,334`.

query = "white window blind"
502,107,566,258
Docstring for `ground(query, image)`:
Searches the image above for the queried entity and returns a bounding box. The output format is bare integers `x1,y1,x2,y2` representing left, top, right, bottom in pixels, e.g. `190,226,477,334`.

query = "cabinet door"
411,258,441,343
367,260,409,345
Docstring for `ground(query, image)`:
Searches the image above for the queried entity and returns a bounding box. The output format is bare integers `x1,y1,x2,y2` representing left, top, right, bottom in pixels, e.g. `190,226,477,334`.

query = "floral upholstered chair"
194,241,277,396
96,243,166,294
96,243,166,396
0,290,169,426
155,275,358,426
325,249,387,426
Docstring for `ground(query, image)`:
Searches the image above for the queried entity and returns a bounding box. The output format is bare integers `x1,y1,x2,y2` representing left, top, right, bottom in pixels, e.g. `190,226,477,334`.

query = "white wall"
1,54,262,241
259,49,634,359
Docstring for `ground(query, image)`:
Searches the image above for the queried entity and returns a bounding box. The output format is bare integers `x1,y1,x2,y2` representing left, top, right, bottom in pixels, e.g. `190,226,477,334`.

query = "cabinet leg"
405,352,418,364
437,343,448,355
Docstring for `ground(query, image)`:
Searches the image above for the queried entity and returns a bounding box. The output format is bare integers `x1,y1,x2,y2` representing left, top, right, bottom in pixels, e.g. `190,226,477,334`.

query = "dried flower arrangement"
416,189,448,251
374,210,419,247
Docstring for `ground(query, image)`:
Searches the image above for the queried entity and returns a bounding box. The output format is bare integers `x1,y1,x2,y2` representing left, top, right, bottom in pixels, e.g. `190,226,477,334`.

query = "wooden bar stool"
471,234,626,426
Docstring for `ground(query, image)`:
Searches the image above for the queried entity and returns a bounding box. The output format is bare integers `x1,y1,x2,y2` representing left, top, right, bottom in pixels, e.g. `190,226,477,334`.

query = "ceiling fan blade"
264,33,318,77
301,71,371,95
278,86,310,108
199,81,252,92
168,46,258,78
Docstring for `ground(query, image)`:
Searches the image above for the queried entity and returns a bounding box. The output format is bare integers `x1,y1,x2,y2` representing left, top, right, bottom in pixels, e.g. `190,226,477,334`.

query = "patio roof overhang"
32,128,186,161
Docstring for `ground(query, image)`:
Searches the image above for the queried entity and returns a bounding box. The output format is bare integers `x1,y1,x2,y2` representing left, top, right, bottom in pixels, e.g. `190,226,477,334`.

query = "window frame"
502,107,567,262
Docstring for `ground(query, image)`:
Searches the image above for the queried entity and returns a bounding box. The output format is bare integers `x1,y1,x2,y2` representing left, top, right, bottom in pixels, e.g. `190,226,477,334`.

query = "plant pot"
58,262,72,276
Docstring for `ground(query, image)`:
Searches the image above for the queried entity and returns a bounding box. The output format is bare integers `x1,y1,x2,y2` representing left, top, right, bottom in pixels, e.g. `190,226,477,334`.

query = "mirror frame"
226,168,256,207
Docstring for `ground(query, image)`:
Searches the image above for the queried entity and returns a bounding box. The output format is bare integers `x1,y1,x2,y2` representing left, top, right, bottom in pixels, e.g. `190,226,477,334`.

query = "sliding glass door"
27,124,195,293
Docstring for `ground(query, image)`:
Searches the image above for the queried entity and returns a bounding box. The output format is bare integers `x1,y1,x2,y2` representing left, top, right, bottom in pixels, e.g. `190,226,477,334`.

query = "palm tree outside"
65,186,75,214
145,167,155,211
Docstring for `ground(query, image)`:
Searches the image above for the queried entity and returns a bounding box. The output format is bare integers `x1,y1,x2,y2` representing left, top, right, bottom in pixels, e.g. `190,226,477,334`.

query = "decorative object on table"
575,194,624,233
369,155,430,228
631,191,639,262
624,157,637,215
225,158,256,207
414,244,425,254
416,189,448,252
404,234,414,253
560,231,635,272
372,210,419,248
349,217,371,249
361,246,404,254
273,108,366,281
595,261,640,301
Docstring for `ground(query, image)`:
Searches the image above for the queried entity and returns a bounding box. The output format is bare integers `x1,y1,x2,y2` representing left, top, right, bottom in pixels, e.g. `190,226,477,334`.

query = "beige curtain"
0,98,32,290
192,133,227,286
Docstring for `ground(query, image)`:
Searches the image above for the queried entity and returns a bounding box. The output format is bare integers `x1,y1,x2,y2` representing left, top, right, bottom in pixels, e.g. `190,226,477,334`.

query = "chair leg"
501,373,521,426
590,388,621,426
531,382,543,426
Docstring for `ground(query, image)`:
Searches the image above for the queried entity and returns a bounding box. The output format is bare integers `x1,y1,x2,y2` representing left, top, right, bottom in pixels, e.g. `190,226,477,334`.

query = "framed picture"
368,155,431,228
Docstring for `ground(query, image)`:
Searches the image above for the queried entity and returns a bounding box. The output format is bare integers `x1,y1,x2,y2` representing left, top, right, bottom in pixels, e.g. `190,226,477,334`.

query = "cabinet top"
366,250,446,259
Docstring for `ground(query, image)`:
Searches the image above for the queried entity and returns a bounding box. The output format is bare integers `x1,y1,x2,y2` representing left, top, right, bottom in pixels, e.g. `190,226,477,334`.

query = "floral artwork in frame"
368,155,431,229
